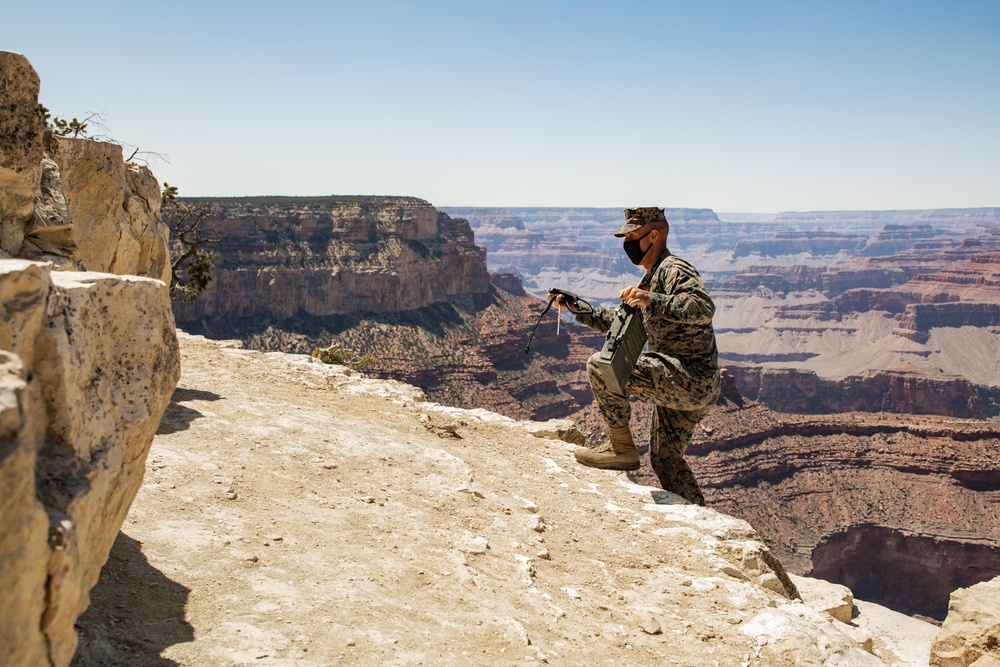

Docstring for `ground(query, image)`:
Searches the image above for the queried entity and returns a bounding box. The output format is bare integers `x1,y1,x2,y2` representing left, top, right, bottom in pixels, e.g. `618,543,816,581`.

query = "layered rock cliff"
678,397,1000,620
714,239,1000,417
171,196,489,320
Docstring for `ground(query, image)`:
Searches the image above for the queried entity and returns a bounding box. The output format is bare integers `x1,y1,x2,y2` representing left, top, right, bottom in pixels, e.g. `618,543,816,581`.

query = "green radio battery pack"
595,303,647,395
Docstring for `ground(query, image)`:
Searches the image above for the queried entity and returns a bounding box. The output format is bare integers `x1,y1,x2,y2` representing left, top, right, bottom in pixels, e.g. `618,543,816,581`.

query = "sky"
3,1,998,212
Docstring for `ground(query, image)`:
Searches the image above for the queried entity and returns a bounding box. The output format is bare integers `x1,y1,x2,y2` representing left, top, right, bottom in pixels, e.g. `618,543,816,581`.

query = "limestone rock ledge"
83,331,890,665
0,259,180,667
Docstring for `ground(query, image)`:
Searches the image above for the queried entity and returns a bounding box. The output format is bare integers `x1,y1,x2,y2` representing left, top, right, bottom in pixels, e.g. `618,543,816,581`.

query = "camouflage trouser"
587,351,718,506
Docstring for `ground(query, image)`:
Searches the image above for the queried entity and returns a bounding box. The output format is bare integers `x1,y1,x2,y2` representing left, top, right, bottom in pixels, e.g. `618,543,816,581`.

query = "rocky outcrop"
931,576,1000,666
810,525,1000,620
679,399,1000,618
0,51,45,256
0,260,180,666
0,51,170,282
725,363,1000,418
733,231,868,258
1,51,180,666
171,197,488,320
44,136,170,282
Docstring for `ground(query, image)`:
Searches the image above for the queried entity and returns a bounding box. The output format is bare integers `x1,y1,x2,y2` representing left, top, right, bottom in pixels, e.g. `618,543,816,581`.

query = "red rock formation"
674,400,1000,597
733,231,868,258
725,363,1000,418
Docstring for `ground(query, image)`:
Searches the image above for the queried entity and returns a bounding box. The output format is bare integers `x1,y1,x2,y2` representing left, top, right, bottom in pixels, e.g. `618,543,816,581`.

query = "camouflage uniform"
575,214,720,505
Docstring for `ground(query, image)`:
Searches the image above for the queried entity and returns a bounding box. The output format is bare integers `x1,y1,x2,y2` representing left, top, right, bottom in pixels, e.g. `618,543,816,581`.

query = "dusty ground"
70,333,922,666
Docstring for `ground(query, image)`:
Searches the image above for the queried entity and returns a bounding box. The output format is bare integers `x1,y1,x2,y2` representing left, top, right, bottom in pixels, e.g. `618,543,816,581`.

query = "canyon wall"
171,197,489,320
810,525,1000,620
714,239,1000,418
726,364,1000,418
679,397,1000,619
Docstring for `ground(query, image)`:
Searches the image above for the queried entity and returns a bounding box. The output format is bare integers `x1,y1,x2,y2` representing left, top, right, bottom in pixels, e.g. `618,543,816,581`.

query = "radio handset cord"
524,288,593,355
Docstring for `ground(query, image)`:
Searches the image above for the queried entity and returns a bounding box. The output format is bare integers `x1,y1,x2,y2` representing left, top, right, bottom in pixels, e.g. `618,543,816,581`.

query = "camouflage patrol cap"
614,207,668,237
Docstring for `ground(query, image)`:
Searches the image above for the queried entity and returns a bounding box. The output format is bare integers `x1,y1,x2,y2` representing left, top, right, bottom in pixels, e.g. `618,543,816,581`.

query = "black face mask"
623,229,652,265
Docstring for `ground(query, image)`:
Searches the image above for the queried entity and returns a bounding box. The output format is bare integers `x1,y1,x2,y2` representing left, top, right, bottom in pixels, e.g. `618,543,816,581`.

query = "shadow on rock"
156,387,222,435
71,532,193,667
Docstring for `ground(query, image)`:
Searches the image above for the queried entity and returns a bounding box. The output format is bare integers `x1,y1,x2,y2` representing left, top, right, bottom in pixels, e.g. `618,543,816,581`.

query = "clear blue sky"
4,1,998,212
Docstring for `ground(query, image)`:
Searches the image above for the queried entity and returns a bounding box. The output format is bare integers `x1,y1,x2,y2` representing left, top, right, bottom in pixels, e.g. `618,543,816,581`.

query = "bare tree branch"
161,184,228,302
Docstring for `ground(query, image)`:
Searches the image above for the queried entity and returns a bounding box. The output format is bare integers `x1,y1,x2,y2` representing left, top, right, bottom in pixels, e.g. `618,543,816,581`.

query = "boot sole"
574,457,640,471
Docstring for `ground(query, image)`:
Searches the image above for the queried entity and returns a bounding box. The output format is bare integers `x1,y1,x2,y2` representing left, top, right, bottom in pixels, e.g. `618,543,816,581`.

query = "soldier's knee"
586,352,603,377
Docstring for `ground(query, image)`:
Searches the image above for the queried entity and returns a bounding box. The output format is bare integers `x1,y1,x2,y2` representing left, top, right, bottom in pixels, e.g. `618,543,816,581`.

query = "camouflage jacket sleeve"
574,306,615,334
646,258,715,325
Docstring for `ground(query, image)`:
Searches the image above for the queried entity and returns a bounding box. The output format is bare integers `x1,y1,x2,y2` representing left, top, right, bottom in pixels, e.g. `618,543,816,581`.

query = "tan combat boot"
574,425,640,471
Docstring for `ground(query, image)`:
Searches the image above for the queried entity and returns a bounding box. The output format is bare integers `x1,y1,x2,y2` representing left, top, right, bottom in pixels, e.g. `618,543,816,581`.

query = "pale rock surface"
790,572,856,623
853,599,939,667
46,136,170,282
0,50,171,282
72,333,892,665
0,258,180,666
788,573,942,666
0,51,45,256
931,575,1000,667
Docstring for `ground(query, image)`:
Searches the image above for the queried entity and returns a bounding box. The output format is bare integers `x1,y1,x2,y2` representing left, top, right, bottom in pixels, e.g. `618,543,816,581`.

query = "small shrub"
311,341,377,372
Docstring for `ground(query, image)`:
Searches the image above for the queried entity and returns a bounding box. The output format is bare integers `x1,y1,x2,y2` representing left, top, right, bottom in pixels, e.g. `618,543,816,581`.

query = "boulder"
931,576,1000,667
0,259,180,666
790,573,856,623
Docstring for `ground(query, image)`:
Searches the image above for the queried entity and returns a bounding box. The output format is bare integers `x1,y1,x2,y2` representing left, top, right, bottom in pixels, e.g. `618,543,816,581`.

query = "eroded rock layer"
672,398,1000,618
181,272,604,423
171,196,489,320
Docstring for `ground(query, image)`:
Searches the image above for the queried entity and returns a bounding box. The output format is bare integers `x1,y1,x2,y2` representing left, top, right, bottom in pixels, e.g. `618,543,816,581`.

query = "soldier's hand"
619,286,651,308
549,292,566,310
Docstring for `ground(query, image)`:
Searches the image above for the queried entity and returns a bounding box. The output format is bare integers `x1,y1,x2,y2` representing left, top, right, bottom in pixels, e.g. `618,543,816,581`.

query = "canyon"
5,48,999,665
173,198,1000,621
